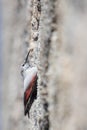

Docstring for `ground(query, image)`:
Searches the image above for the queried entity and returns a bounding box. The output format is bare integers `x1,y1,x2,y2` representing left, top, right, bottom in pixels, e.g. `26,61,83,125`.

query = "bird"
21,49,38,117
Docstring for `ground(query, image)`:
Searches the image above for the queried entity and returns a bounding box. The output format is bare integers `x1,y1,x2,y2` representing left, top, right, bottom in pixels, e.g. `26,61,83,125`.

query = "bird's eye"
22,63,25,66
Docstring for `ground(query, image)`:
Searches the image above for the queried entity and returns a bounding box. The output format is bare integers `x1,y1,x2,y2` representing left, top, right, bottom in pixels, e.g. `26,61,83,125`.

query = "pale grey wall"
2,0,87,130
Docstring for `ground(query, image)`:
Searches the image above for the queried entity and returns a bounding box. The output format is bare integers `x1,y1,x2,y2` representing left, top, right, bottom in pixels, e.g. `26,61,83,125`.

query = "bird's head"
21,49,33,77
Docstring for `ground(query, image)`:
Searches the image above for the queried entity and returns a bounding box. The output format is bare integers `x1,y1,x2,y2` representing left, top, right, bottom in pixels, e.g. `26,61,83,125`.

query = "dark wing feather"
24,74,37,117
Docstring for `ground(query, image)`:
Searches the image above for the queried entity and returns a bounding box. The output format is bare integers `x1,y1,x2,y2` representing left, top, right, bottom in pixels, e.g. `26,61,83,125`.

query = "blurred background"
1,0,87,130
1,0,29,130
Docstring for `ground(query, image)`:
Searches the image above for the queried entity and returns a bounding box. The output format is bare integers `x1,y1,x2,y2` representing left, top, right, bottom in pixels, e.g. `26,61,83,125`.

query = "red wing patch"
24,74,37,107
25,87,32,101
24,74,37,117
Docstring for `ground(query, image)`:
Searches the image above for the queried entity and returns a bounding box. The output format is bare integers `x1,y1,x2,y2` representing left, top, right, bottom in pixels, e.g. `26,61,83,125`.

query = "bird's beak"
24,48,33,65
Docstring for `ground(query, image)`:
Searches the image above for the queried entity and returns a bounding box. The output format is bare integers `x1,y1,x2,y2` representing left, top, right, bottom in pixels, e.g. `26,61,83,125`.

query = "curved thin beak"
22,48,33,66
